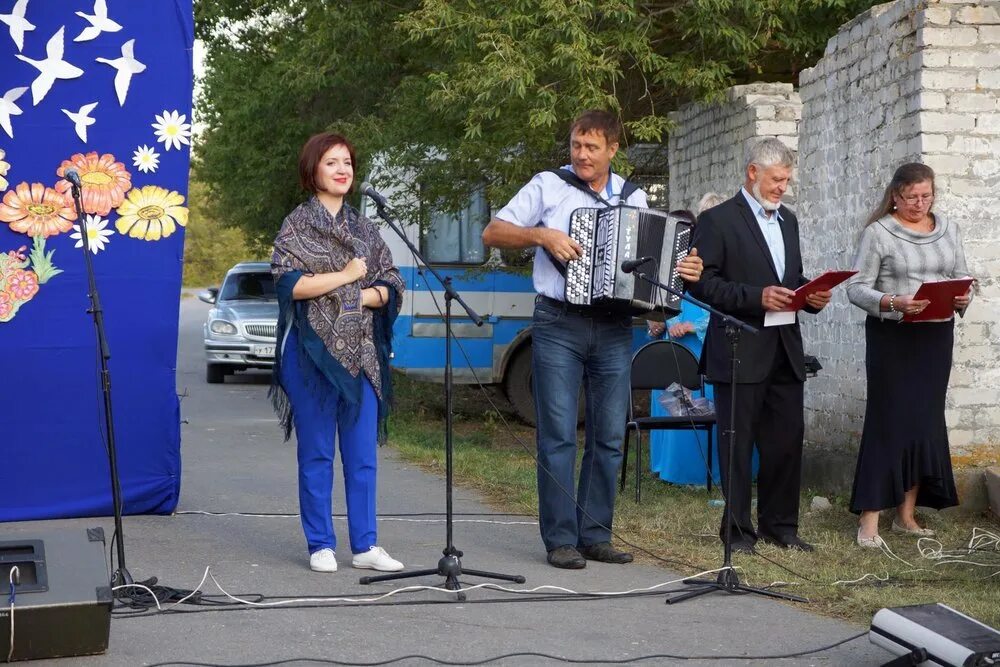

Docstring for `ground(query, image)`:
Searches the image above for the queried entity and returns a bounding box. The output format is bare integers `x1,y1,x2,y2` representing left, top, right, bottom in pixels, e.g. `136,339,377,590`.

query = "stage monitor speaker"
870,603,1000,667
0,526,112,662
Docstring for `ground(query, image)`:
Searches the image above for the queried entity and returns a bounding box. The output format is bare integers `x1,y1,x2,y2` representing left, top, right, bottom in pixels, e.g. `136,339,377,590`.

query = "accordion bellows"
565,206,692,320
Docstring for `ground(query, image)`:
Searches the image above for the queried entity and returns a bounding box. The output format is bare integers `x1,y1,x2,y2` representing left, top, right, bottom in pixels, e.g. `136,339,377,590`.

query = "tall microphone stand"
627,266,806,605
359,195,525,600
68,179,132,588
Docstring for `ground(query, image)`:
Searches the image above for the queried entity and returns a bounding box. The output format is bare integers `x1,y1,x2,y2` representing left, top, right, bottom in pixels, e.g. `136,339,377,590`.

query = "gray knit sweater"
846,213,971,320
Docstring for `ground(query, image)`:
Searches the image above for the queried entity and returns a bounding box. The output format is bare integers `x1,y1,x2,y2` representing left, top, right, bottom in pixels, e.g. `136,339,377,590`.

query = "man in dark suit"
688,138,831,553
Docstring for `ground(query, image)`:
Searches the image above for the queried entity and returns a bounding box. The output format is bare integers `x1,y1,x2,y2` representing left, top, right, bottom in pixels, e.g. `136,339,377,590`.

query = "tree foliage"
194,0,880,244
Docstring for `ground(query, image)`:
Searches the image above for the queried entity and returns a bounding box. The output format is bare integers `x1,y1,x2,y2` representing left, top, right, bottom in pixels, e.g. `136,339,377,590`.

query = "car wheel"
206,364,226,384
503,344,585,427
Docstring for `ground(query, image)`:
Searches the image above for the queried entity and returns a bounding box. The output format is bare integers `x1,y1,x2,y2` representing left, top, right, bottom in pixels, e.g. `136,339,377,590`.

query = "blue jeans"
531,298,633,551
280,330,378,555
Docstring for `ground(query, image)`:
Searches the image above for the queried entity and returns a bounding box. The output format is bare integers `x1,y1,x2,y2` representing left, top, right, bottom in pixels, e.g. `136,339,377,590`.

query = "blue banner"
0,0,192,521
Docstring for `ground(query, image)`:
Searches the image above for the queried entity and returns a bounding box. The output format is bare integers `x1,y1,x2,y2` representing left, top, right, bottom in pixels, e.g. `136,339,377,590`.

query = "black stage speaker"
0,527,112,661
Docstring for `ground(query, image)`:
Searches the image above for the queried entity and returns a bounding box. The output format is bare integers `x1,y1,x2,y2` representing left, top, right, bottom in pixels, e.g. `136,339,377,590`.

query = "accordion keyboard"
565,208,596,305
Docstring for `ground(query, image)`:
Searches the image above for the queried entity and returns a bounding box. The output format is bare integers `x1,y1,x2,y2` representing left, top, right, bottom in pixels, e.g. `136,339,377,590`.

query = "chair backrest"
630,340,701,391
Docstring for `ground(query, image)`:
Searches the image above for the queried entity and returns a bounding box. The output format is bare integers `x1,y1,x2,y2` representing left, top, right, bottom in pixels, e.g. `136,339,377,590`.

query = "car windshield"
219,272,276,301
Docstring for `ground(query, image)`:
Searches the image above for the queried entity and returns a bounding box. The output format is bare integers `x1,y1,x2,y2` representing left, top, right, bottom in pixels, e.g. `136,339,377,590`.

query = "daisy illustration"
152,110,191,151
115,185,188,241
71,214,115,254
132,144,159,173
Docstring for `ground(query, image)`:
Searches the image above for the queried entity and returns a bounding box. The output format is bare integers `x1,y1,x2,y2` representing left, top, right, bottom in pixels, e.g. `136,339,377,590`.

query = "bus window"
421,190,489,265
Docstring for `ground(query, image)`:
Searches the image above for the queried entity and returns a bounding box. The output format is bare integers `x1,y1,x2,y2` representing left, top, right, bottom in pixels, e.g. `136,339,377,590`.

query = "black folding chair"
619,339,716,502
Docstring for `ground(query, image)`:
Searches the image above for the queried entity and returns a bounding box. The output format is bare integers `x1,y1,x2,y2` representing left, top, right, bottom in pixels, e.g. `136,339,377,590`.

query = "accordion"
564,206,693,320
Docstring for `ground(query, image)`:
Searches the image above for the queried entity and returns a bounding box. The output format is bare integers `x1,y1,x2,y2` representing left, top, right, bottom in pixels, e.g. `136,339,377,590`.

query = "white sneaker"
309,548,338,572
352,546,404,572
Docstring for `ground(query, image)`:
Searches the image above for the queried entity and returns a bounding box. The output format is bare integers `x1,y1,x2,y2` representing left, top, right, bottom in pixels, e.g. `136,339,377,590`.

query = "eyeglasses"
899,194,934,205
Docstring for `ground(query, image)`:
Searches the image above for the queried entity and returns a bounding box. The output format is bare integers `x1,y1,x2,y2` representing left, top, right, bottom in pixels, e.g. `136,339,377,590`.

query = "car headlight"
210,320,239,335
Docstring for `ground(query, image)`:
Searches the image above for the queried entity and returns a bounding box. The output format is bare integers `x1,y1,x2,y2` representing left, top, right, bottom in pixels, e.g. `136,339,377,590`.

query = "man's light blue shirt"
740,187,785,280
495,166,648,299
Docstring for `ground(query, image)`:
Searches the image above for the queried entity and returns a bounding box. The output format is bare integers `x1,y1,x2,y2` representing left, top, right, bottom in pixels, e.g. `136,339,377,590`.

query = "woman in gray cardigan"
845,163,973,549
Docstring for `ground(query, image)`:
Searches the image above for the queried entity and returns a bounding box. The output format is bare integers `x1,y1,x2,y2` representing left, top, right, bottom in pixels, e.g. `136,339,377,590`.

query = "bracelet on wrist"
888,294,897,313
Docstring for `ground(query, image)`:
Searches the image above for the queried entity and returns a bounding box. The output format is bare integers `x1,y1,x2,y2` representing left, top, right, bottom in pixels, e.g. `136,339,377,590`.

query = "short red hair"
298,132,357,194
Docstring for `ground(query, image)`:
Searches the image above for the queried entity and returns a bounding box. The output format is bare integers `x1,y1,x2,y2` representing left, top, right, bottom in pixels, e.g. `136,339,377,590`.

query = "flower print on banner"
54,152,132,215
70,214,115,254
152,110,191,151
132,144,159,173
0,148,9,190
115,185,188,241
0,237,61,323
0,182,76,237
7,267,38,300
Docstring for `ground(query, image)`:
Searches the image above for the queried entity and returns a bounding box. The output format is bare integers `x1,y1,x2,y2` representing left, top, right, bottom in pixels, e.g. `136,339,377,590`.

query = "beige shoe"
857,530,885,549
891,520,934,537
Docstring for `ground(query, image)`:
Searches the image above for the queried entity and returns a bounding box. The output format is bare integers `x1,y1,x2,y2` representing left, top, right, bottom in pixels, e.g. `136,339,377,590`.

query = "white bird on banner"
95,38,146,106
15,26,84,105
0,87,28,139
0,0,35,52
62,101,99,142
74,0,122,43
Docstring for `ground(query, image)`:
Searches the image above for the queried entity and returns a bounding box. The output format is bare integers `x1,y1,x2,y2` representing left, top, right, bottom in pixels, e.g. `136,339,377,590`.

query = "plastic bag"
658,382,714,417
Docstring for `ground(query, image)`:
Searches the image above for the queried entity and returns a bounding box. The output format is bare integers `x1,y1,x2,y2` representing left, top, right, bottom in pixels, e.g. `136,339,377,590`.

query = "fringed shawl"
269,197,404,443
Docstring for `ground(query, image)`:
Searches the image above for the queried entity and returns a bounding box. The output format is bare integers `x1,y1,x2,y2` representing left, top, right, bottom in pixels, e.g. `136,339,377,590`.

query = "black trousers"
713,348,804,545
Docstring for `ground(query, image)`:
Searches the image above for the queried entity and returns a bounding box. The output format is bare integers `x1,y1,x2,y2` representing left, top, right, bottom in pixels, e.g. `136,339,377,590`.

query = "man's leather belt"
536,295,628,319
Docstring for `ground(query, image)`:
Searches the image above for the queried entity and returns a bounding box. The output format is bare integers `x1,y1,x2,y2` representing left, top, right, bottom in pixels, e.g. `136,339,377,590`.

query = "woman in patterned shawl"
270,132,406,574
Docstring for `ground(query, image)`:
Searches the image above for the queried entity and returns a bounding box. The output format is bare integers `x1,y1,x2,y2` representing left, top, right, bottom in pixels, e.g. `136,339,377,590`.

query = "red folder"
903,278,974,322
782,270,857,311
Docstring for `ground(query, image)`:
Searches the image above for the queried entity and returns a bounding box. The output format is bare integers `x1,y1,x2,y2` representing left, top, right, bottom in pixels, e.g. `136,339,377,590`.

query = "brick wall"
665,0,999,491
667,83,801,212
798,0,1000,468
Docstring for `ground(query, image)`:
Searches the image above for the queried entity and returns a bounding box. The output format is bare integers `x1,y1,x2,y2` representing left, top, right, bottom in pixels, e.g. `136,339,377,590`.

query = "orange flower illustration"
0,182,77,238
54,152,132,216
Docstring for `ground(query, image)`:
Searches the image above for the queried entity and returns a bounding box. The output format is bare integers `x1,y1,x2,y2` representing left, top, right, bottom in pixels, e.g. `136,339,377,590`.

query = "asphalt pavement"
4,297,892,666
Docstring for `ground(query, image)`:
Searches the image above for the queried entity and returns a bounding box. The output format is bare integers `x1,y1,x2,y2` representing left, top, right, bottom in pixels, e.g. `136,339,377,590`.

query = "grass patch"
388,372,1000,627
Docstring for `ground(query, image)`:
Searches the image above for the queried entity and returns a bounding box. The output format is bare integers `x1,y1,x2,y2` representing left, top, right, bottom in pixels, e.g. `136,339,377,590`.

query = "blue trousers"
531,299,633,551
280,331,378,555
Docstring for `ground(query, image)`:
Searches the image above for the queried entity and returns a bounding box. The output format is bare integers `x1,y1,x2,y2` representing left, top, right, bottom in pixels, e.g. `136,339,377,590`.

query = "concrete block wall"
667,83,801,212
797,0,1000,472
664,0,999,493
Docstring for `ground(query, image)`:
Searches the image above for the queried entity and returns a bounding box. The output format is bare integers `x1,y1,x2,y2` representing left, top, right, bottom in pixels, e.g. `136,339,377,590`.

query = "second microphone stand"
68,180,134,589
628,267,806,605
359,197,525,599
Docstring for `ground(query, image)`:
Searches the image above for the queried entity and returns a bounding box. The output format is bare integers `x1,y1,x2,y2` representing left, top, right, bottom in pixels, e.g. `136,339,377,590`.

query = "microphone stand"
359,197,525,599
627,267,806,605
68,180,133,588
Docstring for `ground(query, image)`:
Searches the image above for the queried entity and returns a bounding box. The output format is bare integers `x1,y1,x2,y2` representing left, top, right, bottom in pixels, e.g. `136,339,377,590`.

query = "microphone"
360,182,388,208
64,168,83,189
621,256,655,274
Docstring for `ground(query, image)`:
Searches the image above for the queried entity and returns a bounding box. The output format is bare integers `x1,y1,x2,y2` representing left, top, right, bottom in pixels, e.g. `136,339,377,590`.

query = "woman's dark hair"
298,132,356,194
865,162,935,226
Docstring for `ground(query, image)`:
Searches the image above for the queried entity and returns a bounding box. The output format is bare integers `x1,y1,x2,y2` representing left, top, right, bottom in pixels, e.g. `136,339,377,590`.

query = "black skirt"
850,316,959,513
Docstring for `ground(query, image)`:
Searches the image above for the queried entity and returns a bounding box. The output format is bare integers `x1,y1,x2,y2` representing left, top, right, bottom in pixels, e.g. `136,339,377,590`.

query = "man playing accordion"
483,110,703,568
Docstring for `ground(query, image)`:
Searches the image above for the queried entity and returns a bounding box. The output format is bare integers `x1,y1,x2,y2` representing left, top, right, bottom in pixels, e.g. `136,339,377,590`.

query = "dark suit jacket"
687,191,815,384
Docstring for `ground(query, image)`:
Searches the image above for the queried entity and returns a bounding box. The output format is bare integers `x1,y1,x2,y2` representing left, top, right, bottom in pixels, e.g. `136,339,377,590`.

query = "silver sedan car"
199,262,279,383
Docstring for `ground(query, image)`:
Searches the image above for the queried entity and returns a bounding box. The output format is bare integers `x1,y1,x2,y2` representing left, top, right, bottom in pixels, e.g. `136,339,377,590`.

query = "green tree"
183,180,262,287
195,0,880,240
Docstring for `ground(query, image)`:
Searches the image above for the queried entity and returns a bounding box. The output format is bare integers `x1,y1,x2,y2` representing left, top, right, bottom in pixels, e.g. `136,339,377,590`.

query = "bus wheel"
504,346,537,426
503,346,584,427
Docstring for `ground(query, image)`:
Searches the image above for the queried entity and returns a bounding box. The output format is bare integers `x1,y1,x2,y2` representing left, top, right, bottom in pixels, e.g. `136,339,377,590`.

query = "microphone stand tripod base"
666,566,807,605
358,547,526,602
